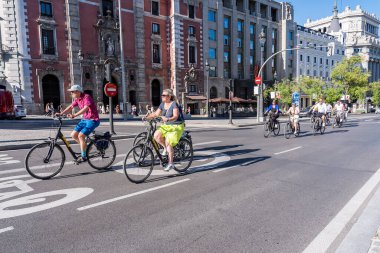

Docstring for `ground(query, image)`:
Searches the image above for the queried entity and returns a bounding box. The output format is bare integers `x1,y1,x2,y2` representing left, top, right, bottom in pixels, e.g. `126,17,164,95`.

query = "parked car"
14,105,26,119
299,106,312,118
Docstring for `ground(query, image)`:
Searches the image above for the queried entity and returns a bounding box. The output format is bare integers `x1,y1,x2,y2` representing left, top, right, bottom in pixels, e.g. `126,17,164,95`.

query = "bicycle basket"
94,131,111,140
95,139,109,150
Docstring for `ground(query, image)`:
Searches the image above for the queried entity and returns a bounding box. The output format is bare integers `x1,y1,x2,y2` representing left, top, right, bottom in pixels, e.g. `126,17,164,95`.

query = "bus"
0,85,15,119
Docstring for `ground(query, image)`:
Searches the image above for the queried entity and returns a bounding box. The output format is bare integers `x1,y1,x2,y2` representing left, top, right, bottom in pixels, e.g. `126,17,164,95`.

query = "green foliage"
370,82,380,106
298,76,324,102
323,86,344,104
331,56,371,93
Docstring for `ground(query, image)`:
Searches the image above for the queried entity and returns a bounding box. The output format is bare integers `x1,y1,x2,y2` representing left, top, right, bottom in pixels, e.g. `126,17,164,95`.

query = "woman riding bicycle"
286,103,300,134
144,89,185,171
265,100,280,126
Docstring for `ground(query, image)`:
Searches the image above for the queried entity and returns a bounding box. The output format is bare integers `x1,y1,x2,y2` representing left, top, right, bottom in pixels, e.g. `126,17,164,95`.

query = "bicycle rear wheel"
284,122,291,139
173,138,193,173
133,132,147,146
25,142,65,180
123,144,154,183
264,122,270,138
87,140,116,170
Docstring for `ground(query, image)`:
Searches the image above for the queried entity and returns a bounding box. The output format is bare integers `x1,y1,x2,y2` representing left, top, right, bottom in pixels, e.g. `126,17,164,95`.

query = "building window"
40,1,53,17
237,38,242,48
250,56,253,65
189,85,196,93
102,0,113,17
307,56,310,63
209,66,217,77
237,20,243,32
337,49,340,54
320,58,323,64
299,69,303,75
307,69,310,75
224,17,230,29
237,54,242,64
313,70,317,76
188,5,195,19
189,45,196,64
300,54,303,61
209,48,216,59
326,59,329,65
41,29,55,55
250,40,254,50
209,29,216,41
151,1,159,16
342,50,345,55
250,24,255,35
189,26,196,37
152,44,160,63
332,60,334,66
314,57,317,64
224,52,229,62
288,31,293,41
223,35,230,45
208,10,216,22
152,23,160,35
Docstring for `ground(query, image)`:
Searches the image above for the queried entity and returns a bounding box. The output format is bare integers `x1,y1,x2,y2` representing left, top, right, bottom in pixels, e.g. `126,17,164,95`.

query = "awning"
209,97,230,103
232,97,248,103
186,95,207,101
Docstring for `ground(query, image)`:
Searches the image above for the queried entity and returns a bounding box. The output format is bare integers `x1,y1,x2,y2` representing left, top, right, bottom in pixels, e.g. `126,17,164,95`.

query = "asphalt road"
1,116,380,253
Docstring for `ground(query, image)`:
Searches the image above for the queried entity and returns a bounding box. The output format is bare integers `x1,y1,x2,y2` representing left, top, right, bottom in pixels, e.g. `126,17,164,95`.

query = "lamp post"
258,28,266,122
205,60,210,117
118,0,128,120
78,50,84,87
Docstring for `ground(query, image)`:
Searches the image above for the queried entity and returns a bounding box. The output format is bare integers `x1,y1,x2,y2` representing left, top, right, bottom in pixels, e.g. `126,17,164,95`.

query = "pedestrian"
187,106,191,115
106,104,110,114
115,104,121,114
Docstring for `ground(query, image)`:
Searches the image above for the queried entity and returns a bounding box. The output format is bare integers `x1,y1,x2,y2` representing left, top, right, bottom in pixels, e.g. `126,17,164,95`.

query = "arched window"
210,86,217,99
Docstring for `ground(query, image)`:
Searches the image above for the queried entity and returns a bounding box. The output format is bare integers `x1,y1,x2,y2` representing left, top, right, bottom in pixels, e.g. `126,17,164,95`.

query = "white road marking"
193,141,222,147
302,167,380,253
77,178,190,211
364,119,374,122
274,146,302,155
0,154,20,166
0,226,14,234
213,165,239,173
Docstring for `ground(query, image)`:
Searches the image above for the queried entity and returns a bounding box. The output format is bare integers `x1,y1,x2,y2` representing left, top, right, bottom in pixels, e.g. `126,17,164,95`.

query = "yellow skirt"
158,123,185,147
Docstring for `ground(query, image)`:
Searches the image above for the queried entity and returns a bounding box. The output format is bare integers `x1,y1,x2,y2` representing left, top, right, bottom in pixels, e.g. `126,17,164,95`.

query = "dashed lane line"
77,178,190,211
274,146,302,155
0,226,14,234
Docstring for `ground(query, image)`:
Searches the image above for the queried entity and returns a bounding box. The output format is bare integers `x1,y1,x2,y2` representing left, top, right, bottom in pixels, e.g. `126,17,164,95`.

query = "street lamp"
78,50,84,86
205,60,210,117
258,28,266,122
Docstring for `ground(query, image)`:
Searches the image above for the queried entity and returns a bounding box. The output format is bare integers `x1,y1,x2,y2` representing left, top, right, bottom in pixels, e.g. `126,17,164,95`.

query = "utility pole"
118,0,128,120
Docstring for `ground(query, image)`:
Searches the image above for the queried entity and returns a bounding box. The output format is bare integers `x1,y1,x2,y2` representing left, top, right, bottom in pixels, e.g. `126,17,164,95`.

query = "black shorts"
317,112,326,118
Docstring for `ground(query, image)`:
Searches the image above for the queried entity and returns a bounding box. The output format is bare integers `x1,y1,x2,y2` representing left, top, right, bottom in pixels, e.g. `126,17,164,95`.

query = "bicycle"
284,116,301,139
264,113,281,138
25,116,116,179
333,111,344,128
312,115,326,135
123,118,193,183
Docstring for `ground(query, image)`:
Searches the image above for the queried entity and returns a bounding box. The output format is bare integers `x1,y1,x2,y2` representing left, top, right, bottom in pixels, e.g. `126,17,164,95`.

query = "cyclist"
56,85,100,162
144,89,185,171
334,100,345,122
313,98,327,126
286,103,300,134
265,100,280,127
326,103,332,119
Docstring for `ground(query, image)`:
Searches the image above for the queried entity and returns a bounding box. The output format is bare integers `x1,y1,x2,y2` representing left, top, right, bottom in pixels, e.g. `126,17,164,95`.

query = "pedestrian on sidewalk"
56,84,100,162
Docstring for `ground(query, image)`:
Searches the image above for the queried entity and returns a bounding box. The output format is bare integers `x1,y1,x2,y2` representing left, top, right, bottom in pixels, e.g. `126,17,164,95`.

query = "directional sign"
104,83,118,97
292,92,300,107
255,76,262,85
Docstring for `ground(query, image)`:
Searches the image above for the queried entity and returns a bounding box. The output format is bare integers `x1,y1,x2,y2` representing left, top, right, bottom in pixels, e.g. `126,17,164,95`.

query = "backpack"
176,103,185,122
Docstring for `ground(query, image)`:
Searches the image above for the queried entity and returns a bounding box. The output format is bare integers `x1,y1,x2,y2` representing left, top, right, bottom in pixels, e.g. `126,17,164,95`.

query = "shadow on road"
195,145,244,151
299,129,349,138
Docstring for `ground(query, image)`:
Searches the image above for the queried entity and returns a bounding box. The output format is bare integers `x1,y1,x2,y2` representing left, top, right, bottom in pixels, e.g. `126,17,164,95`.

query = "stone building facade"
305,4,380,83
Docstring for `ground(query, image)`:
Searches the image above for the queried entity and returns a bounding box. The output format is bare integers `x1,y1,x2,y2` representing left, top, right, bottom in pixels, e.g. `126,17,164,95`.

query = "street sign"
255,76,262,85
104,83,118,97
292,92,300,107
254,86,259,95
270,91,275,99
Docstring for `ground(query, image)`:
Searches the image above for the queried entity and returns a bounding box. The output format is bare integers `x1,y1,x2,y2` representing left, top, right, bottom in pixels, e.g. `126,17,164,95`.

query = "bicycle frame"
143,120,166,163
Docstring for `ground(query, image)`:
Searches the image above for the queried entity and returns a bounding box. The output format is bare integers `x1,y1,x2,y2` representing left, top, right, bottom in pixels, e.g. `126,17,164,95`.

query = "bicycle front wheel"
124,144,154,183
273,122,281,136
173,138,193,173
264,122,270,138
25,142,65,180
284,122,291,139
313,120,319,136
87,140,116,170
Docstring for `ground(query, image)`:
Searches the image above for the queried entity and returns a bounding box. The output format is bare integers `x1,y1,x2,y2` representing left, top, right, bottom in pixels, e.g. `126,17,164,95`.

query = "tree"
264,79,298,109
323,85,344,104
298,76,324,102
331,56,371,101
370,82,380,106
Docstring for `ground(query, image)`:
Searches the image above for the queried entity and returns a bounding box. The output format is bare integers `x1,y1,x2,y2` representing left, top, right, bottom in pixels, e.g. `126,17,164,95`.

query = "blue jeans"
74,119,100,136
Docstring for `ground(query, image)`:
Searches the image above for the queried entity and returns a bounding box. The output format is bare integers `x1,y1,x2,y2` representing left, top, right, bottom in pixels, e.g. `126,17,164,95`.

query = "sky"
290,0,380,25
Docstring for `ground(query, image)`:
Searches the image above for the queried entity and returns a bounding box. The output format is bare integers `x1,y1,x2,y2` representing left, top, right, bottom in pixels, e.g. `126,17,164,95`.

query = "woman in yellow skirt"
144,89,185,171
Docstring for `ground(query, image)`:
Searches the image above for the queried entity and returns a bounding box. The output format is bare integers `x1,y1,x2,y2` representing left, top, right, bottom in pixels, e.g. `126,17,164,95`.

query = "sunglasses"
161,94,169,97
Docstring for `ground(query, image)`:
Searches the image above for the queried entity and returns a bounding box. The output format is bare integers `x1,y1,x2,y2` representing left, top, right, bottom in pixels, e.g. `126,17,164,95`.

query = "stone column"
134,0,146,103
65,0,81,86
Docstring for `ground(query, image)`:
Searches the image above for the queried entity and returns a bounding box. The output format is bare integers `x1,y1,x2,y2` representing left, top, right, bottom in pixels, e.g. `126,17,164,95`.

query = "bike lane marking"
274,146,302,155
77,178,190,211
0,226,14,234
302,167,380,253
0,154,20,166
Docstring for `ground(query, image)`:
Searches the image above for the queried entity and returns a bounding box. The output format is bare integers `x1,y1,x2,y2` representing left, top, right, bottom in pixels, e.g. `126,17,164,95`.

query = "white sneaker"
164,163,174,172
322,123,325,127
161,149,167,156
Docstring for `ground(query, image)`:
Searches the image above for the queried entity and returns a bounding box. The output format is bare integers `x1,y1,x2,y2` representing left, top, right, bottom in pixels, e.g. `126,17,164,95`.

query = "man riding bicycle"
313,98,327,126
286,103,300,134
56,85,100,162
265,100,280,127
334,100,345,121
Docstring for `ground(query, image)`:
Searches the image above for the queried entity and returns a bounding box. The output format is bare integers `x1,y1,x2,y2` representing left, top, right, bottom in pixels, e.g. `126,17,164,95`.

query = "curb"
368,227,380,253
0,134,135,152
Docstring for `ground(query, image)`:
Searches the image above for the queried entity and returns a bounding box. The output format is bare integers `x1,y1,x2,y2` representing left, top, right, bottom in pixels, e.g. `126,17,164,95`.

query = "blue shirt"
267,104,279,112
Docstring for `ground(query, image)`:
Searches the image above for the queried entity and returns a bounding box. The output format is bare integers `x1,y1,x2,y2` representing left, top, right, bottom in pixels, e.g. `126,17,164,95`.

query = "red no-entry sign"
104,83,118,97
255,76,262,85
